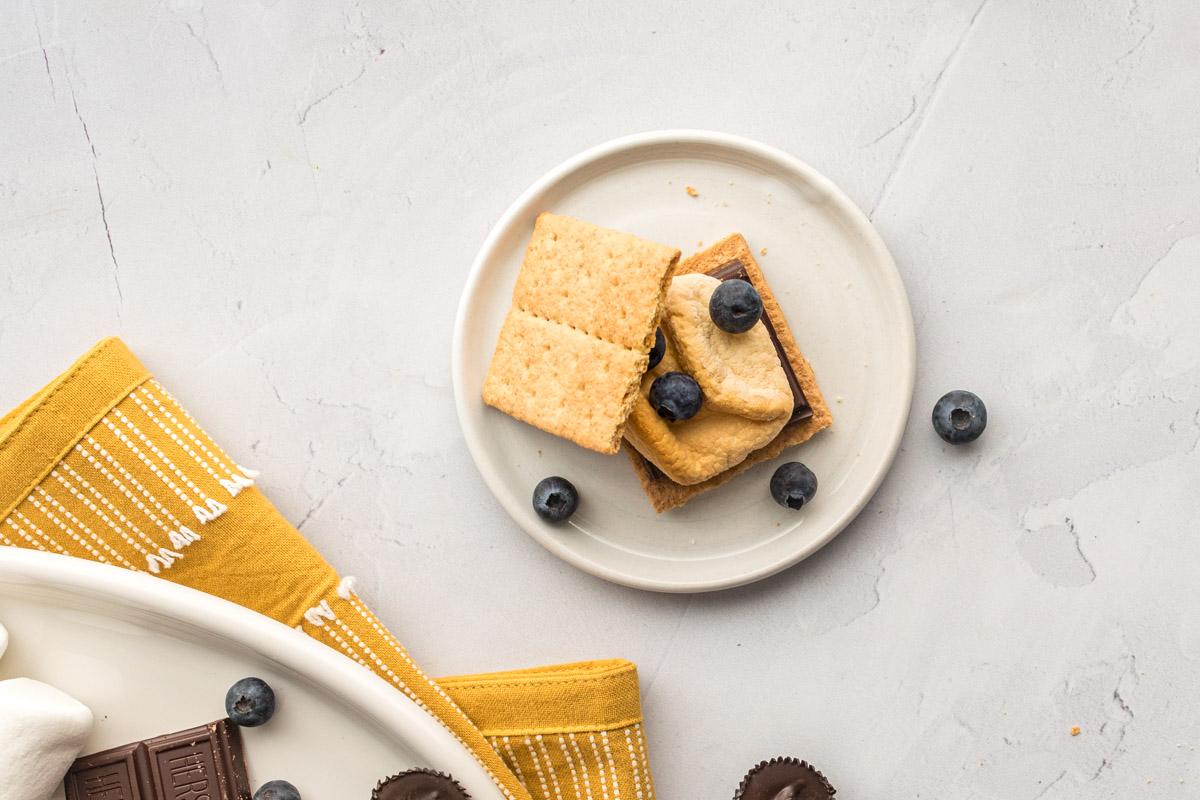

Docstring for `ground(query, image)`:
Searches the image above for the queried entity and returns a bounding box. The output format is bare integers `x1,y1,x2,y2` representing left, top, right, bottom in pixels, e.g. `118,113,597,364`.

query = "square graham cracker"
482,213,681,454
624,234,833,511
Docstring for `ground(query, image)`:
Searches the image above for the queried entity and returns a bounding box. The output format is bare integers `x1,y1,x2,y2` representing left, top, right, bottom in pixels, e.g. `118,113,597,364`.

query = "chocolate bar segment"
708,259,813,423
64,719,251,800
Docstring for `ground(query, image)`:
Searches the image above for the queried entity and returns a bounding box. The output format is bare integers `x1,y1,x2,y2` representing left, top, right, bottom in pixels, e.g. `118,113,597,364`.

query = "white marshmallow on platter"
0,677,93,800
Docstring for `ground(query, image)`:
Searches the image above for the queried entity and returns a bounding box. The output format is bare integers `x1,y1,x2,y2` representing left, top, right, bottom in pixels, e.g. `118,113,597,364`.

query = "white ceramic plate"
453,130,914,593
0,548,504,800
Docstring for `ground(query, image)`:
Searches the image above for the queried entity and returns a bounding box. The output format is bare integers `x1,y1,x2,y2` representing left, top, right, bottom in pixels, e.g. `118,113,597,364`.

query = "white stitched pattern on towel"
81,436,191,534
633,725,652,800
51,464,183,573
110,409,229,523
130,391,235,491
16,509,96,561
569,734,596,800
28,489,137,570
536,734,565,800
4,517,55,552
624,728,643,800
589,733,610,800
344,593,472,721
559,735,585,800
525,737,552,800
54,463,157,552
498,737,529,789
102,418,198,510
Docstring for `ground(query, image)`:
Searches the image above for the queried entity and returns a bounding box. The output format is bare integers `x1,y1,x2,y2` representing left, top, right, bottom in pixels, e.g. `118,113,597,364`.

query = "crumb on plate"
1070,726,1081,736
760,247,768,256
686,185,699,197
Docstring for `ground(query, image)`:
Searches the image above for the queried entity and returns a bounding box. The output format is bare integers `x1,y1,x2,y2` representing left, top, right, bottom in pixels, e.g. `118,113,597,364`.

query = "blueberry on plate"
648,328,666,370
648,372,703,421
533,476,579,523
254,780,300,800
770,462,818,510
932,390,987,444
709,279,763,334
225,677,276,727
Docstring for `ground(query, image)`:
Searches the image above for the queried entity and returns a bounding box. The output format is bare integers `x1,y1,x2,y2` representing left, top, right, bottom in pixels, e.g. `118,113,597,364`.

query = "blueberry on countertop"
770,462,818,510
254,780,300,800
709,279,763,334
649,372,703,422
648,328,666,370
225,677,276,727
932,390,987,444
533,476,579,523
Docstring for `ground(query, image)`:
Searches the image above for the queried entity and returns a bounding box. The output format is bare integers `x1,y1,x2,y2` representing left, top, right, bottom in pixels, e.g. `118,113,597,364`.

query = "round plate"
453,130,914,593
0,548,504,800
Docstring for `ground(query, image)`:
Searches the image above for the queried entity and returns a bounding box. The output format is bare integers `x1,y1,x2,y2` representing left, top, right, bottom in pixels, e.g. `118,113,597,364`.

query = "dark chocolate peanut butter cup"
734,756,836,800
372,768,471,800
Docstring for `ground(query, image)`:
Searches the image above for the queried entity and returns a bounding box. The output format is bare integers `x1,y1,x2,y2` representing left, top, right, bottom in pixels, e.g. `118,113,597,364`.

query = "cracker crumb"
836,395,844,404
1070,726,1081,736
686,185,699,197
697,240,704,248
760,247,768,256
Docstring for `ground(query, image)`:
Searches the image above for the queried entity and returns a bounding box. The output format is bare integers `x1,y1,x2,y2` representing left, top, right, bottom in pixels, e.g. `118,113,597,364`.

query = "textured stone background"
2,1,1199,797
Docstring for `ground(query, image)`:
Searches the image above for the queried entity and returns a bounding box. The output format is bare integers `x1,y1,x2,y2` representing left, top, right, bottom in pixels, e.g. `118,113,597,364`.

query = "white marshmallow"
0,678,93,800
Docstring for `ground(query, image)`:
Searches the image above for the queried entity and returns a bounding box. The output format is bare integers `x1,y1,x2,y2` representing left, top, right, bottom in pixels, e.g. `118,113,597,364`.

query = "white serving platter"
0,547,505,799
454,130,914,593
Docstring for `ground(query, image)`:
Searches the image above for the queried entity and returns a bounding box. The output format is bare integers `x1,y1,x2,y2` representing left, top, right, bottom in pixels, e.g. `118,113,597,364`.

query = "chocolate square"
64,720,251,800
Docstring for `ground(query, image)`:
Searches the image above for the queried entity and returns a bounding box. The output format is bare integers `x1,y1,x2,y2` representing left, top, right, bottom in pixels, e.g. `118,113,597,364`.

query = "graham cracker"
482,213,680,454
624,234,833,511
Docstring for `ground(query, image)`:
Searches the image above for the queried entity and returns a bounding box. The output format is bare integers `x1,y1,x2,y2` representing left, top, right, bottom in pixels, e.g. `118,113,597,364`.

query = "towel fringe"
303,598,336,627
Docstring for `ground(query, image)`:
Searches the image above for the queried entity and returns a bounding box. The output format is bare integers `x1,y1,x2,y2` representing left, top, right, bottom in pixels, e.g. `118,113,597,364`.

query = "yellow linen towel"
0,338,653,800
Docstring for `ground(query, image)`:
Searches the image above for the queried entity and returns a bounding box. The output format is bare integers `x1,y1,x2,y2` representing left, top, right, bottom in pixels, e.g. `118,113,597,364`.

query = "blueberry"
932,390,987,444
770,462,818,510
532,476,579,523
647,328,666,370
254,780,300,800
709,279,763,334
225,677,275,727
648,372,703,422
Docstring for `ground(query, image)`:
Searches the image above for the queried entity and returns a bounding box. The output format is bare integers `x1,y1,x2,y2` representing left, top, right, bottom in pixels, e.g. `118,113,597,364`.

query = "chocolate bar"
64,719,251,800
708,259,813,423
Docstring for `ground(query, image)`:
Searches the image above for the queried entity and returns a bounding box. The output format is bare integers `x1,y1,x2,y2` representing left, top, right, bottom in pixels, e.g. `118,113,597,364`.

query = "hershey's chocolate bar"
64,719,251,800
707,259,814,423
